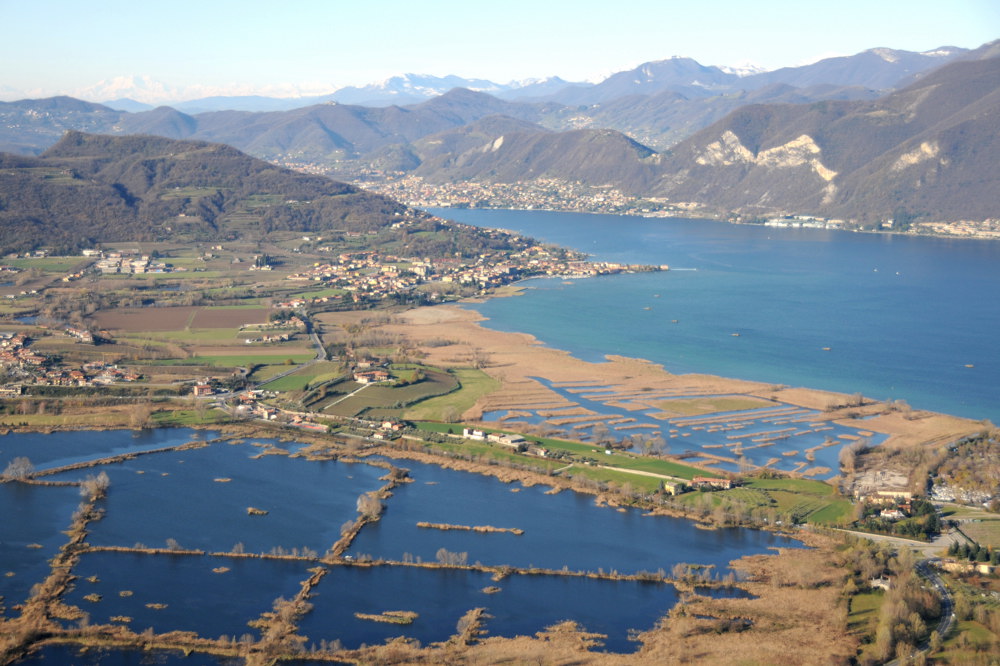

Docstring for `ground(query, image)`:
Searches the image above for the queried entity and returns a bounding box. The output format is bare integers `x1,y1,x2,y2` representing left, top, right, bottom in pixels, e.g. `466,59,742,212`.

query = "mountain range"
1,40,998,225
63,46,970,112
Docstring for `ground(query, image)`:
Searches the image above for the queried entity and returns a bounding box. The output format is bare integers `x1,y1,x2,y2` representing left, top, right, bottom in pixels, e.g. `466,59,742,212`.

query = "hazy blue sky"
1,0,997,101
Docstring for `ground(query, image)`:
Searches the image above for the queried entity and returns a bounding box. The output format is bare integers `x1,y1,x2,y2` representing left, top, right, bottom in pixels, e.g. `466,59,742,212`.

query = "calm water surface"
302,564,678,652
64,551,309,639
3,430,794,656
0,482,81,611
350,459,796,573
431,209,1000,423
49,440,386,554
0,428,214,473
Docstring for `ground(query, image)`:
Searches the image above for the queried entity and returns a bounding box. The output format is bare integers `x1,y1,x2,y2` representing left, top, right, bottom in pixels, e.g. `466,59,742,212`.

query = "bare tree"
356,492,383,519
592,422,612,445
80,471,110,500
2,456,34,480
470,349,490,369
129,402,154,430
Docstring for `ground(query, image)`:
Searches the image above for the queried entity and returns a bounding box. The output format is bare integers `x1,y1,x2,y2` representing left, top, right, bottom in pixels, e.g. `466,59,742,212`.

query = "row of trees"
947,540,999,564
840,541,941,664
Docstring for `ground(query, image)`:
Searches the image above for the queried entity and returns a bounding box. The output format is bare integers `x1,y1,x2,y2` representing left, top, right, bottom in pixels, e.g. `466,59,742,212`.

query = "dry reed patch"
634,534,854,665
844,410,979,449
455,620,625,665
604,401,648,411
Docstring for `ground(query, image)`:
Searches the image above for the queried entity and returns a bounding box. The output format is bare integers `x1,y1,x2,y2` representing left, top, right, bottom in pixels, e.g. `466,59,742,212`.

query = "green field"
321,370,459,418
938,619,998,663
847,590,884,662
940,504,1000,548
152,407,227,427
259,361,344,392
601,454,718,481
100,270,229,281
414,423,711,487
156,354,313,367
287,287,348,299
958,518,1000,548
403,368,499,421
413,438,562,473
847,590,883,632
5,257,87,272
674,476,851,525
562,465,662,492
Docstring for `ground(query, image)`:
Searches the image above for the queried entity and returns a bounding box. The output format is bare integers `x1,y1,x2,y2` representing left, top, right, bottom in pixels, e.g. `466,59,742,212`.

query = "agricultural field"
675,476,851,525
93,306,270,332
403,368,499,421
319,369,459,418
847,590,884,662
957,518,1000,549
3,256,89,272
258,361,345,393
158,354,315,368
413,423,712,489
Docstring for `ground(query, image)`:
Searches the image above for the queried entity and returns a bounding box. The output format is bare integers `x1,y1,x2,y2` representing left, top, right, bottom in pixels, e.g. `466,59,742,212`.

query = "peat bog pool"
1,428,800,657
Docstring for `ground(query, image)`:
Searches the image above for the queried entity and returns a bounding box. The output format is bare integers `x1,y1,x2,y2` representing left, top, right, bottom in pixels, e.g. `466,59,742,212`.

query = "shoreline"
381,303,981,457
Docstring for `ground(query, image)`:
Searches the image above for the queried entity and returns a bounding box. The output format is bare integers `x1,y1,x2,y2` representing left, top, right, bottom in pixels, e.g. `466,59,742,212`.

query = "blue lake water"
64,551,310,640
0,482,82,612
49,441,386,554
0,428,214,473
430,209,1000,424
350,459,796,574
301,563,678,653
481,377,884,478
1,429,795,656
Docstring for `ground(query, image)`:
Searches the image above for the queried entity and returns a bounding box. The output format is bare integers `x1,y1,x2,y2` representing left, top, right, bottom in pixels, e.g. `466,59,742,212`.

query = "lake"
430,209,1000,424
1,429,795,655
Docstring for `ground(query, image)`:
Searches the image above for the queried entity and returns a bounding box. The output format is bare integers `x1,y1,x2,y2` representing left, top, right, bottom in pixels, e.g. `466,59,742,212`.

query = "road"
829,527,958,559
837,527,956,666
249,315,329,388
885,559,955,666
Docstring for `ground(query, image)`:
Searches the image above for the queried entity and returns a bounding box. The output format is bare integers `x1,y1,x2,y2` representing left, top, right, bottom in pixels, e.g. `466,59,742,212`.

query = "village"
283,244,667,301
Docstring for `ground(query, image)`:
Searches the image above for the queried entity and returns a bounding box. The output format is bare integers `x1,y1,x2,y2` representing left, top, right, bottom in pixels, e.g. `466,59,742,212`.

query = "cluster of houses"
66,327,95,344
0,331,144,389
287,252,432,300
90,250,177,275
244,332,292,345
38,363,141,387
283,245,664,304
0,332,45,366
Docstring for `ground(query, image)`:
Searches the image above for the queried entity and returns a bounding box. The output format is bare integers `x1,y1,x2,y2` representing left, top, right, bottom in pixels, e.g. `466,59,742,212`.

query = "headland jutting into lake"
0,212,995,664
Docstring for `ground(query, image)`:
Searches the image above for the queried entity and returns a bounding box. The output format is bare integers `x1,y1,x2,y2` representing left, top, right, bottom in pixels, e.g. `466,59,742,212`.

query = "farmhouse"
692,476,734,490
354,370,390,384
662,481,685,496
488,433,527,450
462,428,486,440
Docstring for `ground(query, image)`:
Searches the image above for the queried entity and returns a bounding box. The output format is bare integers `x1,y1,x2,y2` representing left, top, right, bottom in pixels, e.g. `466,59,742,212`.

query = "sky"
1,0,998,102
